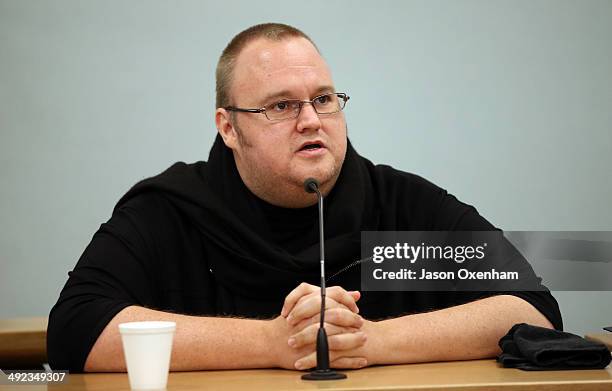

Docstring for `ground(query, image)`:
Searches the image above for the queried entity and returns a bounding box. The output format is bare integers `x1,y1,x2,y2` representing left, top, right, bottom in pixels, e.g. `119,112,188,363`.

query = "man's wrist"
261,316,285,368
362,319,390,366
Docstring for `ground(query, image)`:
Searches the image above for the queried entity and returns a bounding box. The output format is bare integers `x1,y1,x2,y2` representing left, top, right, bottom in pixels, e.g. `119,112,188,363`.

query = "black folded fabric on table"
498,323,611,370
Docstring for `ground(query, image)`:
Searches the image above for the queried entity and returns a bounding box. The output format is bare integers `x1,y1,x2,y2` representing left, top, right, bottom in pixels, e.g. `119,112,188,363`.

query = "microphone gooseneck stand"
301,178,347,381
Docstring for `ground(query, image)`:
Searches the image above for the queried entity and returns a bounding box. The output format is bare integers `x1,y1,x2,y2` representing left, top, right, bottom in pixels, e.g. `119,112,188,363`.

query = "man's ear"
215,108,239,150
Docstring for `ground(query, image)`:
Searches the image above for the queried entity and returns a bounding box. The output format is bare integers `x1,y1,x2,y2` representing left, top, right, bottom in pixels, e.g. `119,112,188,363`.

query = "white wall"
1,0,611,335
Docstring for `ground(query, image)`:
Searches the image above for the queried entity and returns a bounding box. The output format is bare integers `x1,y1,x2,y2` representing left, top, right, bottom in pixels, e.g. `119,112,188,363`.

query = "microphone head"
303,178,319,194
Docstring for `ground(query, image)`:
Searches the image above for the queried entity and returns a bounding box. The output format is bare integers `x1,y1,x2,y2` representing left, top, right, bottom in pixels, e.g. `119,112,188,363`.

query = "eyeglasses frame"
224,92,350,121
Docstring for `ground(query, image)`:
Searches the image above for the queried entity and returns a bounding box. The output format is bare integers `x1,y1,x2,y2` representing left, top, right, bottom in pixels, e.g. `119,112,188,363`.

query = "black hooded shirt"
47,135,563,372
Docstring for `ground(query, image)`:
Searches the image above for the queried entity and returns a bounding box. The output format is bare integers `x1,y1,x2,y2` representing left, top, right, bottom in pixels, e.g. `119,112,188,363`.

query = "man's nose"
296,102,322,133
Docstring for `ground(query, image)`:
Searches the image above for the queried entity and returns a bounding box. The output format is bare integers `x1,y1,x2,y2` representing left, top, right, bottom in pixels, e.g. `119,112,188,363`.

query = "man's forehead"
237,37,326,72
230,37,334,106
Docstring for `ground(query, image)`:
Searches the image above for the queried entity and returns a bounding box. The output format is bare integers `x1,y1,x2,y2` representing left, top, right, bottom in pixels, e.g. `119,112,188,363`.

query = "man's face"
216,37,348,207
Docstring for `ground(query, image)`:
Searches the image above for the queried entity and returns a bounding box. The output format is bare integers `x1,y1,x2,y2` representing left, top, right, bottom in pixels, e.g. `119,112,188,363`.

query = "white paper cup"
119,321,176,390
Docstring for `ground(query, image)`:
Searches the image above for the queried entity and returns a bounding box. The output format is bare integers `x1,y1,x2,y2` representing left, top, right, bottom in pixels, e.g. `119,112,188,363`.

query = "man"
48,23,562,372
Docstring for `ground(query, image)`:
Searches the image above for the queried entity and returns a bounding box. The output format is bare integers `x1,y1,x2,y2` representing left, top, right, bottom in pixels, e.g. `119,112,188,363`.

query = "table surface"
586,332,612,350
0,318,48,334
1,359,607,391
0,317,47,368
1,319,610,390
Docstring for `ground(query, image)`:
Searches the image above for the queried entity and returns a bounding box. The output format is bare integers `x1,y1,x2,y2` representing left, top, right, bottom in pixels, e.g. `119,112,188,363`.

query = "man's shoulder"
117,190,170,213
116,161,207,207
367,162,493,230
111,161,208,225
130,161,207,192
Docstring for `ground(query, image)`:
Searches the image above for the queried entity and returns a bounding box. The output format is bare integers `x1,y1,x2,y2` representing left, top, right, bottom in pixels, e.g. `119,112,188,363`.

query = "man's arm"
85,306,277,371
85,286,365,372
287,294,553,369
369,294,552,365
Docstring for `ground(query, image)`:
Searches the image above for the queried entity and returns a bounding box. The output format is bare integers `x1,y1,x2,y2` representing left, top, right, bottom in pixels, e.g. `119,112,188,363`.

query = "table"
586,333,612,351
0,319,610,390
0,317,47,369
1,359,605,391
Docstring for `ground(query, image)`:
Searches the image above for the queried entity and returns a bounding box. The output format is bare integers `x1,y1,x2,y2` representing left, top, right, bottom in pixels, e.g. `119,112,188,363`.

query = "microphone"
301,178,347,381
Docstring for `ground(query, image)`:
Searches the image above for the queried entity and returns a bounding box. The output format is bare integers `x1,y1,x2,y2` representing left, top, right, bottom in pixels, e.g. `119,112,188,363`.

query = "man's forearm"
84,306,278,372
367,295,554,365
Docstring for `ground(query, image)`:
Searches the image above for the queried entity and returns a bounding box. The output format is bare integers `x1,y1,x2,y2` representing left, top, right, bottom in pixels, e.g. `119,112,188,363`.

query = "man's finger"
327,331,367,350
287,293,349,326
326,286,361,314
330,357,368,370
291,307,363,333
281,282,318,317
294,350,367,371
288,322,360,349
325,307,364,328
287,292,359,326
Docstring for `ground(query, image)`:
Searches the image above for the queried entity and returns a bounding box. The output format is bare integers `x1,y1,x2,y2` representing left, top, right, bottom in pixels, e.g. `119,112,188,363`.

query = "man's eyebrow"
258,86,336,106
259,90,293,106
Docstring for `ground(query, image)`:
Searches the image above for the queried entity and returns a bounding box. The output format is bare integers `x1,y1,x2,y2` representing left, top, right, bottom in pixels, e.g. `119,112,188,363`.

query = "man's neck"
235,170,336,209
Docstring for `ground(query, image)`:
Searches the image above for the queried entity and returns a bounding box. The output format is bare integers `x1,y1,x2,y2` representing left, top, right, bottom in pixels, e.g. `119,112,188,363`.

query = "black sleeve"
47,194,168,372
432,189,564,331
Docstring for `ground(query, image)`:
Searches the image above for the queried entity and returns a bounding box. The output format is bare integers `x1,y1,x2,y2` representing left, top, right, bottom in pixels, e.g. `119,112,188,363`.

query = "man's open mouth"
299,142,324,151
300,143,321,151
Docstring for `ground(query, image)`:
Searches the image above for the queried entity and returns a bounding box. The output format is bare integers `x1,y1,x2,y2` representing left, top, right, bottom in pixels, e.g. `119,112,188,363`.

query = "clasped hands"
270,282,379,371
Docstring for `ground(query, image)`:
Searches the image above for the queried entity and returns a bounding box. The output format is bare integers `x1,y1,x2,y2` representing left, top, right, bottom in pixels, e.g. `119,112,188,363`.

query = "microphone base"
301,369,347,381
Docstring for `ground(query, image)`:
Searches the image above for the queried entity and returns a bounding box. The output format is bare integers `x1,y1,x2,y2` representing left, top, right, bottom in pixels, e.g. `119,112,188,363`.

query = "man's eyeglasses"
224,92,350,122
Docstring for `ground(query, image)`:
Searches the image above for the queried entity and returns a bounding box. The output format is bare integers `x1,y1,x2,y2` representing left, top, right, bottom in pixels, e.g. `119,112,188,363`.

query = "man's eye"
273,101,289,111
316,95,330,105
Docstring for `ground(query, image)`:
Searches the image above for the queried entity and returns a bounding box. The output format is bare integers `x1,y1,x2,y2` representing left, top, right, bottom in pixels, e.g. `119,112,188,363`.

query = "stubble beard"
231,119,346,208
